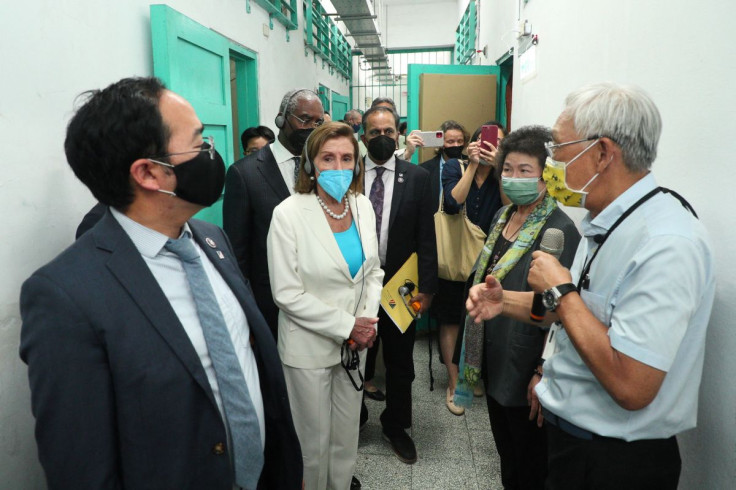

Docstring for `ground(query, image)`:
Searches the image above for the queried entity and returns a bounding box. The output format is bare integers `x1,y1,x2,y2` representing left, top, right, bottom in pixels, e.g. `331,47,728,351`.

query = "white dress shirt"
110,208,266,449
271,139,300,195
364,154,396,265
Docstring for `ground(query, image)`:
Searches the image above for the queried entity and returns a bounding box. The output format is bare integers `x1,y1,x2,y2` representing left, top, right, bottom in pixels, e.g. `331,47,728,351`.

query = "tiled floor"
356,334,503,489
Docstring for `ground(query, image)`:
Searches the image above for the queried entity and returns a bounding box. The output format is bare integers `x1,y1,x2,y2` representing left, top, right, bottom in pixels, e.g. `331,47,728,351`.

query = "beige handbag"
434,165,487,282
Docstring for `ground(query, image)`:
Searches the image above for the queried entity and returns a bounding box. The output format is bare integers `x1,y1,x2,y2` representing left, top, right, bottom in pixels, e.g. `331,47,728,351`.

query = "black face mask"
444,146,464,159
288,128,314,153
157,143,225,207
367,135,397,161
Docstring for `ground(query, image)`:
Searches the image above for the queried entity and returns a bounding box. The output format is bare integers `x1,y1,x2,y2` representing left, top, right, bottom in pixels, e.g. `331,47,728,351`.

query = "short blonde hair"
294,121,364,194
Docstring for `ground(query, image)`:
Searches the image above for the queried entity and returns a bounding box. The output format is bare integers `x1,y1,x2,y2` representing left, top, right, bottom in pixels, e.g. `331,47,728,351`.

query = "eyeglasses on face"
544,136,599,159
289,113,324,128
150,135,215,165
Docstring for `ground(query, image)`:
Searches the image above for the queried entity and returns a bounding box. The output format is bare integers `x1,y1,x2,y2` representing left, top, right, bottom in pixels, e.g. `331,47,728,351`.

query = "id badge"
541,322,561,360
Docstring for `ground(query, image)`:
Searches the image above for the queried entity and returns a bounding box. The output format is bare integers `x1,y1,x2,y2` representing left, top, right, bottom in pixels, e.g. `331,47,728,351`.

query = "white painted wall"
0,1,348,487
382,0,458,49
473,0,736,488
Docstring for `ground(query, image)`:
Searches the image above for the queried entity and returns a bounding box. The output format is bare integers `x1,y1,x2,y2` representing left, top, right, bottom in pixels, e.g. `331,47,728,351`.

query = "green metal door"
150,5,233,226
331,93,349,122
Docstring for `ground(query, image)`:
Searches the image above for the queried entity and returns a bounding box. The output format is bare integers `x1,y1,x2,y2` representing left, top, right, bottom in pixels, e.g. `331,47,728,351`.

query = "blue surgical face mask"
317,169,354,202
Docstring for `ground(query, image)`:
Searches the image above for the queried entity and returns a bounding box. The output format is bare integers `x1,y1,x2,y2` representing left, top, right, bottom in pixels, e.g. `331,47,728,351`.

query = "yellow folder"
381,253,419,333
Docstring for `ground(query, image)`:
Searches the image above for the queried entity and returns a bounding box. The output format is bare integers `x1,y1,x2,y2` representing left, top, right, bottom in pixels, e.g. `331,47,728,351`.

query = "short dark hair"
399,121,407,134
240,125,275,151
362,106,400,133
471,120,507,142
494,125,552,178
64,77,169,210
294,122,363,195
371,97,396,110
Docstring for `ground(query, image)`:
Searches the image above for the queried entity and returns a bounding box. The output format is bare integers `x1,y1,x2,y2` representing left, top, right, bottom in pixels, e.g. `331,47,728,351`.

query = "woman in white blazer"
267,122,384,490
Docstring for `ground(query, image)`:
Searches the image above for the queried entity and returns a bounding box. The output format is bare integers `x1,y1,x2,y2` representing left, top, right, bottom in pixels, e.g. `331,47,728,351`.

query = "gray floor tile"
355,453,412,490
357,335,503,488
411,456,479,490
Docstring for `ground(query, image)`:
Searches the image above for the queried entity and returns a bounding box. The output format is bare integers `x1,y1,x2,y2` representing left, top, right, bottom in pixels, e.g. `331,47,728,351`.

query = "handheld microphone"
529,228,564,322
399,280,421,318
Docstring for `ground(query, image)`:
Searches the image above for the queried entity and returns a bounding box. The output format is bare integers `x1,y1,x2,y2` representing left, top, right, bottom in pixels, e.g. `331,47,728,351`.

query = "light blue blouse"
334,221,365,278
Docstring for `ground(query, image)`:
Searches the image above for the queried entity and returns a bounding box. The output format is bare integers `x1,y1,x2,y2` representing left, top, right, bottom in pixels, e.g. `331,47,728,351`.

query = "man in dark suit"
223,89,324,337
360,105,438,464
19,77,301,489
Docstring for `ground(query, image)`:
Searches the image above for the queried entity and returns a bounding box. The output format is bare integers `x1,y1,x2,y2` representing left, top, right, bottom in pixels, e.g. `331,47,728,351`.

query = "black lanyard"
577,186,697,291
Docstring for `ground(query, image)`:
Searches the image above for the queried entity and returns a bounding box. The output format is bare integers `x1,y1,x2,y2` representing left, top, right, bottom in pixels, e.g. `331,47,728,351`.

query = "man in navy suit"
19,77,301,489
223,89,324,338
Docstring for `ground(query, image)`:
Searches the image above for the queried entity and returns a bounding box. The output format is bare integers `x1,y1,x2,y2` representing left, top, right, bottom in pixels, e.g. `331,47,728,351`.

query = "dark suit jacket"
75,202,107,239
20,211,302,490
419,154,442,213
378,158,438,294
223,145,290,335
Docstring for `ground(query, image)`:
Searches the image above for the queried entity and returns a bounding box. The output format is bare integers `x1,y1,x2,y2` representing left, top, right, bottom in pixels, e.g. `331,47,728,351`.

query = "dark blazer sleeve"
441,159,463,214
415,165,439,295
20,273,122,490
223,160,252,278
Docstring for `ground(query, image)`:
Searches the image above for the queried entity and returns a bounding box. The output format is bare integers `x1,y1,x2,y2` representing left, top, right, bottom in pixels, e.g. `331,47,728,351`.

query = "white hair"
561,82,662,172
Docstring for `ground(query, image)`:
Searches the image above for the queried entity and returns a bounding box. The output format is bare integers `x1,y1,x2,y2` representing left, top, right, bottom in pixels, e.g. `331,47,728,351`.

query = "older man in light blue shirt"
466,82,715,490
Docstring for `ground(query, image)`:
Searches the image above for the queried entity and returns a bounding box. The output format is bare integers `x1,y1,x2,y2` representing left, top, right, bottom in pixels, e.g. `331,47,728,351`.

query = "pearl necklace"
316,194,349,220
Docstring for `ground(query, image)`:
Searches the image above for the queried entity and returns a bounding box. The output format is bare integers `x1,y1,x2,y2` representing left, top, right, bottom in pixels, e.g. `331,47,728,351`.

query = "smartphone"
481,124,499,149
417,130,444,147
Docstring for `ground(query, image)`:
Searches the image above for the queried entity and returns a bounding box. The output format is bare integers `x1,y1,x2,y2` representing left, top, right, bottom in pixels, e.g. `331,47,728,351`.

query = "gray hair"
344,109,362,122
561,82,661,172
279,88,320,116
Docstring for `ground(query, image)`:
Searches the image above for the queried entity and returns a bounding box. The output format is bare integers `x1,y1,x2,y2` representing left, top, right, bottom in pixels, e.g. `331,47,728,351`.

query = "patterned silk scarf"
454,193,558,408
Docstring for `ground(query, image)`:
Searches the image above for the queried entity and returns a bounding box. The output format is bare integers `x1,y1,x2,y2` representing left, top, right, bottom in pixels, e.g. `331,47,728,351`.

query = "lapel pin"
216,251,225,259
205,237,217,248
398,173,405,183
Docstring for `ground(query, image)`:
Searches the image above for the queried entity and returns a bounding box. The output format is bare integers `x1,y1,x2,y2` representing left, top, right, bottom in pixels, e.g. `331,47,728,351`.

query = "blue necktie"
165,235,263,489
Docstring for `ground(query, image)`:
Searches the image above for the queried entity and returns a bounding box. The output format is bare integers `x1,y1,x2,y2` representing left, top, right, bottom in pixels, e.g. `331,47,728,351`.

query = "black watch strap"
555,283,577,298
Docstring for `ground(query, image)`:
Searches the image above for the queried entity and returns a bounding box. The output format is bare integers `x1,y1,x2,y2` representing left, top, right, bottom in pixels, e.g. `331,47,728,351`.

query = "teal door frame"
150,5,259,226
331,92,350,121
230,43,260,159
407,63,502,163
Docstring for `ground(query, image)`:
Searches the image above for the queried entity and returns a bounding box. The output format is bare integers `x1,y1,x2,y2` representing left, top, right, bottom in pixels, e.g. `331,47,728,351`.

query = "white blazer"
267,191,384,369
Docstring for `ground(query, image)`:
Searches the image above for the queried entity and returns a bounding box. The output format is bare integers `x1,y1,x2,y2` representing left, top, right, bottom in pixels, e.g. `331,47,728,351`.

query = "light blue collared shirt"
536,174,715,441
110,209,265,448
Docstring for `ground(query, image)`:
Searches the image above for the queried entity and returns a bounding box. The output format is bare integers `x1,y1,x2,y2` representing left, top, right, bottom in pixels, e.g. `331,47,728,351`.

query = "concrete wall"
0,1,348,487
474,0,736,488
383,0,457,48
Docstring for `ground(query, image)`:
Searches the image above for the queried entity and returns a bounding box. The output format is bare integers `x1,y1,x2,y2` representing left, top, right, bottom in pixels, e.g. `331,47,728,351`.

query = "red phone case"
481,125,499,148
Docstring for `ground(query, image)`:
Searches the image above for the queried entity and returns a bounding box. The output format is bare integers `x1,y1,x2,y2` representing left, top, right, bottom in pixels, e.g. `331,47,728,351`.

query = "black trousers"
545,422,681,490
486,395,547,490
363,307,416,435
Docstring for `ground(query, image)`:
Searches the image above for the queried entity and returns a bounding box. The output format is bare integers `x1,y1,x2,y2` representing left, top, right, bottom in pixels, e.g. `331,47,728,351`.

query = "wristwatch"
542,283,577,312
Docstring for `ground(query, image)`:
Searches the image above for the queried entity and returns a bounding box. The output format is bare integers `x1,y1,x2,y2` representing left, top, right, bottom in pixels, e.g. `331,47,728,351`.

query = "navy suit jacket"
223,145,290,336
20,211,302,489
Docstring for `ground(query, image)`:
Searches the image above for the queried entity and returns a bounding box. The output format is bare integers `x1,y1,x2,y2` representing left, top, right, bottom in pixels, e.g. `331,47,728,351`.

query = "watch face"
542,289,556,311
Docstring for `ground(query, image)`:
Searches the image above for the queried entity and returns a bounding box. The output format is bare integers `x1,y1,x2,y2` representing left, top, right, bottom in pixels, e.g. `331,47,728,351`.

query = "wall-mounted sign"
519,44,537,81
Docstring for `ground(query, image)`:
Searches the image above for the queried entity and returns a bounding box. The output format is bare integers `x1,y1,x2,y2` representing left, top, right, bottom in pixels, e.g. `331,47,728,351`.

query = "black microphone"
530,228,564,322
